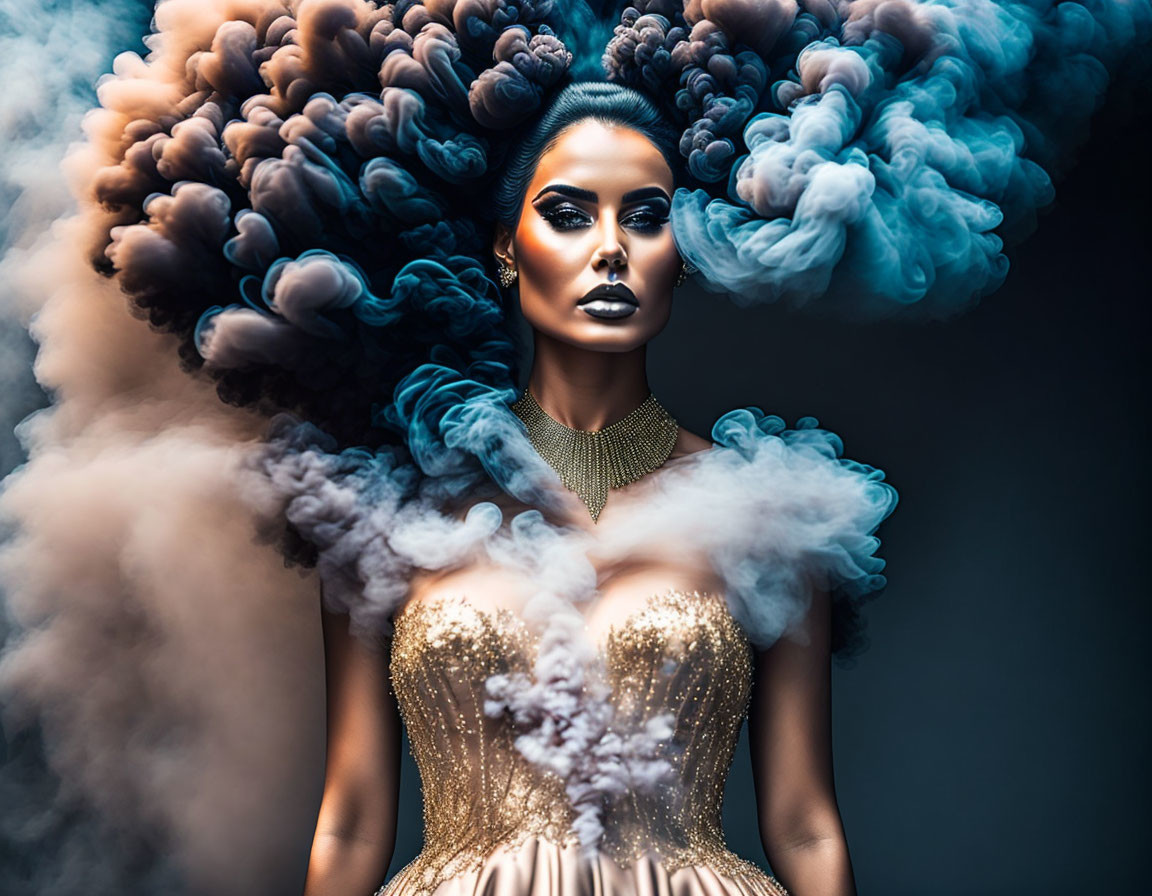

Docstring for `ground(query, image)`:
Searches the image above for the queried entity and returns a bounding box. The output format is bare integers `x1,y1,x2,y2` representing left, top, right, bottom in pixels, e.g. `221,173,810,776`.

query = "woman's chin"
560,322,662,353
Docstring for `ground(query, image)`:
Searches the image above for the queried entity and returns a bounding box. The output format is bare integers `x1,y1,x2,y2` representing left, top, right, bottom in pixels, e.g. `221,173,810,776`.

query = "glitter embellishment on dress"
511,391,679,522
378,590,790,896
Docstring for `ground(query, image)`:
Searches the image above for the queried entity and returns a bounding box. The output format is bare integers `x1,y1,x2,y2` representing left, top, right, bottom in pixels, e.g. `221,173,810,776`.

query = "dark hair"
491,81,684,228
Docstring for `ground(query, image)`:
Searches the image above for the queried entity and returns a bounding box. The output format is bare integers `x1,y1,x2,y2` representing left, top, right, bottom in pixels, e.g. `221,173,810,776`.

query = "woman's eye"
537,202,668,233
541,206,592,231
623,210,669,233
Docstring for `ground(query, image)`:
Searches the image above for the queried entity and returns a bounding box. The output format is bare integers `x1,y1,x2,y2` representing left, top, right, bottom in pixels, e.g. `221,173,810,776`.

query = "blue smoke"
604,0,1152,318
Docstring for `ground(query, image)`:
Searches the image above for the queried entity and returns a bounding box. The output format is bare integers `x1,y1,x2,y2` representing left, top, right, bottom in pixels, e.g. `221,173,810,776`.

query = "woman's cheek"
641,236,679,288
517,228,578,287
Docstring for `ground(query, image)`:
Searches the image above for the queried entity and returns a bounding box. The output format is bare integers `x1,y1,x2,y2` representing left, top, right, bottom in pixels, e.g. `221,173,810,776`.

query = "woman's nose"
593,220,627,274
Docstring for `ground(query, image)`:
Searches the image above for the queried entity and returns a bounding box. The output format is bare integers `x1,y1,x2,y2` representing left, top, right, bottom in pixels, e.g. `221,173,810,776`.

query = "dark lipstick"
577,283,638,320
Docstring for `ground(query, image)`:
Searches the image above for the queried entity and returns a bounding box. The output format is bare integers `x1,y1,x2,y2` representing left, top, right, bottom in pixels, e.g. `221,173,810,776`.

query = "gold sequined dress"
378,590,789,896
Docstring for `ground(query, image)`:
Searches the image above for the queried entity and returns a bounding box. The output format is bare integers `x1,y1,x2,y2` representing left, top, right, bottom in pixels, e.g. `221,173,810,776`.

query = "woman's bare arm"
303,607,402,896
748,588,857,896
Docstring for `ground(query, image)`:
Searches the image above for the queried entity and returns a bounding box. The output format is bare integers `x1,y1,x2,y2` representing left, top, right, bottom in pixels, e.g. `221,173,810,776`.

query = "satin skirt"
377,836,789,896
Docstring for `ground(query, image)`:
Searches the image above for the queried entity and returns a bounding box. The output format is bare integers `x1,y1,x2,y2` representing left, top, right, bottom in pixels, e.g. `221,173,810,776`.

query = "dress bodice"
380,590,789,896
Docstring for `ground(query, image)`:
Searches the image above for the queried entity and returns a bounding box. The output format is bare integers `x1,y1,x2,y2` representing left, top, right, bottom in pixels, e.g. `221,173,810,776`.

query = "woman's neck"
526,332,650,431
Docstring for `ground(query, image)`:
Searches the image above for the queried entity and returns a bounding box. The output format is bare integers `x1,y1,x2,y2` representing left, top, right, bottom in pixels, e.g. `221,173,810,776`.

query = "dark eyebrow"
532,184,671,204
533,184,597,203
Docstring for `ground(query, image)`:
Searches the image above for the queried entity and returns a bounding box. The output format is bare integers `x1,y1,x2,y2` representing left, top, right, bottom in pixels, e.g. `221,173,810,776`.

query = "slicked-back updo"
492,81,684,229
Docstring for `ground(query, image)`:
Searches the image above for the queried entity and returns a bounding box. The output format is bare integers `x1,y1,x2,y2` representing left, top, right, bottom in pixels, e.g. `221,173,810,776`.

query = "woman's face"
494,119,680,353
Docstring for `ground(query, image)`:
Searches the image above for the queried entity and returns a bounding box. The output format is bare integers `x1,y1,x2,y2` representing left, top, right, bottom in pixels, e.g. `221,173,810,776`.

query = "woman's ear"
492,222,515,268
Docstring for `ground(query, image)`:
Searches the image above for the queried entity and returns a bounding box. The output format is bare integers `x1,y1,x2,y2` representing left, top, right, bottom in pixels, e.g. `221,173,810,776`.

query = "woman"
301,81,892,896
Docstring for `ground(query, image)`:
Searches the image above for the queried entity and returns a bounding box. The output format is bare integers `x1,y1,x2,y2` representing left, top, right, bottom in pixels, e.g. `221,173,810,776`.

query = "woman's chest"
389,498,743,711
400,548,722,647
391,576,750,705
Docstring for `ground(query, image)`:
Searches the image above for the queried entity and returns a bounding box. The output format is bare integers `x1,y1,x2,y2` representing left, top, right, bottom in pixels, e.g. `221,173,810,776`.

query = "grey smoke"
0,2,328,893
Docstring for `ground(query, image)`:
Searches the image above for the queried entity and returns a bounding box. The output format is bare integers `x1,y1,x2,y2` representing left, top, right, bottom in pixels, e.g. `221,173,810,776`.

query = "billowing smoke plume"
0,0,155,472
606,0,1151,317
0,373,325,893
61,0,1152,479
0,2,325,892
0,0,1145,889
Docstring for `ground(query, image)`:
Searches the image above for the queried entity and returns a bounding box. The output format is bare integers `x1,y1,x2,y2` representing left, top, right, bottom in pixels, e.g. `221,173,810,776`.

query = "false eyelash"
541,207,593,230
622,212,669,233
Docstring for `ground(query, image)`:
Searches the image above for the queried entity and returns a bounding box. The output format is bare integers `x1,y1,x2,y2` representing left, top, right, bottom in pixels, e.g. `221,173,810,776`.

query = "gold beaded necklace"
511,390,679,522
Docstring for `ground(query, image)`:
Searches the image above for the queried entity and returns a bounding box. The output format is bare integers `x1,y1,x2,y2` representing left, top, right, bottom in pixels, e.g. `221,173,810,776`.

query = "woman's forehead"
530,119,674,195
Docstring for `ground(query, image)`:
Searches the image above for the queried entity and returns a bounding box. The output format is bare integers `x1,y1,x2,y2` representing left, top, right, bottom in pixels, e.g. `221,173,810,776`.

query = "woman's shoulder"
670,425,713,460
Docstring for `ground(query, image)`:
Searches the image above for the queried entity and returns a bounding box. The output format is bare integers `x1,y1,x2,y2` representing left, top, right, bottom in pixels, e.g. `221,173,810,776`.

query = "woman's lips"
578,283,638,320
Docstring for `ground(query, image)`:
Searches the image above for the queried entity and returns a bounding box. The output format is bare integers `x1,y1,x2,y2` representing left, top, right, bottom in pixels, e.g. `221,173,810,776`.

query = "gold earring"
675,260,695,288
498,263,518,288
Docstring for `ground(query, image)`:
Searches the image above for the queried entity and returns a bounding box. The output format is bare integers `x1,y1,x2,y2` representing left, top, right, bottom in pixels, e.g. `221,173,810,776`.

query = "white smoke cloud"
0,0,157,474
0,3,327,892
1,211,328,893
